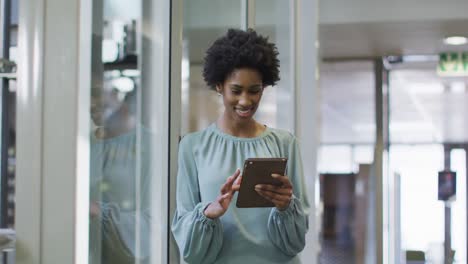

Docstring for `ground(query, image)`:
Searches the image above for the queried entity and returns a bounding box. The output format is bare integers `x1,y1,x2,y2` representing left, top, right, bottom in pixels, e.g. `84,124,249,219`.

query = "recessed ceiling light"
449,81,466,94
443,36,468,46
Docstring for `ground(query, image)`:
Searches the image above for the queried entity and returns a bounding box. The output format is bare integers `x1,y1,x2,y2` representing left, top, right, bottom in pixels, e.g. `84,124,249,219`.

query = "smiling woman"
216,68,265,136
171,28,310,264
205,28,280,138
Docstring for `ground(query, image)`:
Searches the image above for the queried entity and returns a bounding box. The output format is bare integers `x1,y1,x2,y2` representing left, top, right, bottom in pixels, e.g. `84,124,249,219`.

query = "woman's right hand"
204,168,242,219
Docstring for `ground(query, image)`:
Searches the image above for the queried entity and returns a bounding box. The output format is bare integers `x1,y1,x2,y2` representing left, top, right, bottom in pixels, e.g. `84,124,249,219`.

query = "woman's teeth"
236,108,253,117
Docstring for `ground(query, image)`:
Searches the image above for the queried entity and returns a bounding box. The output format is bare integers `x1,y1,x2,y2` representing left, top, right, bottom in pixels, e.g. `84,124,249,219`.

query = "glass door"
88,0,172,263
388,62,468,264
317,60,377,264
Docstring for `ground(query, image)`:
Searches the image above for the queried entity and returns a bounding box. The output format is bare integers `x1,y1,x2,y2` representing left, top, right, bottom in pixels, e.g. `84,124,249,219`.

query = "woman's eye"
249,89,261,94
231,90,241,95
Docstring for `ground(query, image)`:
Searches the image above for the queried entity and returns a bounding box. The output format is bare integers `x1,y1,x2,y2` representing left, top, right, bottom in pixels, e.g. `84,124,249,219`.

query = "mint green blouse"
172,124,309,264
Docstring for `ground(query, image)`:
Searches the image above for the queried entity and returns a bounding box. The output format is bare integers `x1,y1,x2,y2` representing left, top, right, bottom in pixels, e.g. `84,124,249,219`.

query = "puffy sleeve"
171,135,224,264
267,136,310,256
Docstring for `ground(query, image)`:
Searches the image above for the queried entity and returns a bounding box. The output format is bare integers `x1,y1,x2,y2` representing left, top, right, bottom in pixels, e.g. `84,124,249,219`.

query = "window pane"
321,61,376,144
318,145,353,173
318,61,376,264
450,149,467,264
254,0,293,131
390,144,444,262
89,0,168,263
182,0,242,134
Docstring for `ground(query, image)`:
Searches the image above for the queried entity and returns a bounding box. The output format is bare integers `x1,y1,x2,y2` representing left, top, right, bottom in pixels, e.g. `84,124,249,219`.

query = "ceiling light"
443,36,468,46
449,81,466,94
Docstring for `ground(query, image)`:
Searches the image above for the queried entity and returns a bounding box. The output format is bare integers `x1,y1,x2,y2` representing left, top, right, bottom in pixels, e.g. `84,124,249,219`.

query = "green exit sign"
437,52,468,76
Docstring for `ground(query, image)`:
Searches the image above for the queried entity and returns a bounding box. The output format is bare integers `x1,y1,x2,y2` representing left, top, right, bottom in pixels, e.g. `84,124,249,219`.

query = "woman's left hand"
255,174,293,211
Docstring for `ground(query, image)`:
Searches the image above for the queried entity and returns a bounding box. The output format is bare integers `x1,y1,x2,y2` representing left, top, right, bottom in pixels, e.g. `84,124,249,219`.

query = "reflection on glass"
89,86,150,263
89,0,150,263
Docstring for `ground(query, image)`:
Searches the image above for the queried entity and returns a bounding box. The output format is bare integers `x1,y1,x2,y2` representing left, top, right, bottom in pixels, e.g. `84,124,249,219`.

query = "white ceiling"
320,19,468,59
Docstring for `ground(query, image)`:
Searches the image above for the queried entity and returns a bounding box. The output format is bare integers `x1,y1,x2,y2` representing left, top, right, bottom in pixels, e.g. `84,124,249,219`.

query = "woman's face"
216,68,264,123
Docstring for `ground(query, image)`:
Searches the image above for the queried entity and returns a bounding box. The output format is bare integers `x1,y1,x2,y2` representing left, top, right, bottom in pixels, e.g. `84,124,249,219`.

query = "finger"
255,184,292,195
256,190,290,208
227,168,241,188
220,180,231,193
220,169,241,193
228,169,241,188
272,174,293,187
232,176,242,192
255,189,291,203
256,189,273,201
218,192,232,203
235,174,242,185
232,168,241,178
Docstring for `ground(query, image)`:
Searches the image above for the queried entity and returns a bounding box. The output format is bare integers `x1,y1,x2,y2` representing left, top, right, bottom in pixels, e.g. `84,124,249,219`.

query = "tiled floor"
319,239,355,264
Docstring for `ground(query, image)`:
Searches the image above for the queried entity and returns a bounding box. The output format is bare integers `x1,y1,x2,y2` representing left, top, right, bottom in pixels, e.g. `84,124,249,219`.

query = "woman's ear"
215,84,223,95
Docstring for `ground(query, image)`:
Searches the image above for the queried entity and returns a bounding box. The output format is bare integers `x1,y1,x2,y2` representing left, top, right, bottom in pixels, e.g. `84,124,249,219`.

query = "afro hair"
202,28,280,89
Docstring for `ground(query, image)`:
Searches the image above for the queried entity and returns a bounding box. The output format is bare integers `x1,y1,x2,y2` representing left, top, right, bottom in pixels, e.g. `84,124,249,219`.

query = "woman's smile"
235,106,255,118
217,68,264,124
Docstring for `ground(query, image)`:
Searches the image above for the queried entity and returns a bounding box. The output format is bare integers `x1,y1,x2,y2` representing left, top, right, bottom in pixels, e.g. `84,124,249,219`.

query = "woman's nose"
238,94,252,106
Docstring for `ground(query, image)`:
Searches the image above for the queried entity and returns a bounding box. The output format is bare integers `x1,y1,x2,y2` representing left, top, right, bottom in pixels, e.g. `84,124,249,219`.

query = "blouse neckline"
210,123,271,142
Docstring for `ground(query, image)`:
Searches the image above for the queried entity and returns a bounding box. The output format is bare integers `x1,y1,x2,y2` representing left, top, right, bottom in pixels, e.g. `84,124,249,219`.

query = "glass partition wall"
318,58,468,264
16,0,314,263
182,0,295,135
181,0,243,134
89,0,300,262
88,0,171,263
318,61,377,264
388,63,468,264
253,0,294,131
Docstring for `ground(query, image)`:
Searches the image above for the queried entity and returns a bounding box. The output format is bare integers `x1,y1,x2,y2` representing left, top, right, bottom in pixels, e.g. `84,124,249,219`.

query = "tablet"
236,158,288,208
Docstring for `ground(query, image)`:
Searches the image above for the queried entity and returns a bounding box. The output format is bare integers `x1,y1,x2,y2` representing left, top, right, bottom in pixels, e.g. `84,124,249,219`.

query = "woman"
172,28,309,264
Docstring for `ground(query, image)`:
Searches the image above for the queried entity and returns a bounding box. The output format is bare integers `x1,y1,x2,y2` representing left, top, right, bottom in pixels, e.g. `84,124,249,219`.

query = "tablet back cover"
236,158,287,208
